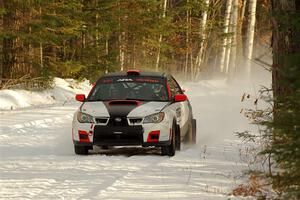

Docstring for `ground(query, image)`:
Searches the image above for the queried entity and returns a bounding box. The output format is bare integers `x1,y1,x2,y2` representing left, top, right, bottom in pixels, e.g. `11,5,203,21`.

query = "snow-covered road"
0,80,257,199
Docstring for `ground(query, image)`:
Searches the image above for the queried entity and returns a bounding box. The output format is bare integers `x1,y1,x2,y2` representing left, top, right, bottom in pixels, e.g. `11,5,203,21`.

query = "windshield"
88,77,168,101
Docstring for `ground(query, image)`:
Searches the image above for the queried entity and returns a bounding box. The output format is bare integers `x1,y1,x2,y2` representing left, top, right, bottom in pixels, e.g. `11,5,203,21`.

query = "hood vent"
108,100,141,106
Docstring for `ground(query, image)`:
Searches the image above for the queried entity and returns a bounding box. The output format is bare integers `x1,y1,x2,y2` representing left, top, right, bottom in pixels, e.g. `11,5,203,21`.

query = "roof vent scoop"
127,70,140,76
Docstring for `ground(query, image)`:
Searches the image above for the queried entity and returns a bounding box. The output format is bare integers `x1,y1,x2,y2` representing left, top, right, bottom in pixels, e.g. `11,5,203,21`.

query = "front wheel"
74,145,89,155
161,124,176,157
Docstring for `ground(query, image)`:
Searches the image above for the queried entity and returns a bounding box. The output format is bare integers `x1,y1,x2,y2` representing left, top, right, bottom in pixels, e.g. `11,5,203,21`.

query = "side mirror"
75,94,86,102
174,94,187,102
181,89,186,93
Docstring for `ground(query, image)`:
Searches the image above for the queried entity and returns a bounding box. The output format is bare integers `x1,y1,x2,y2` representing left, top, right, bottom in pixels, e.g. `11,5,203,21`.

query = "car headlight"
143,112,165,124
77,111,94,123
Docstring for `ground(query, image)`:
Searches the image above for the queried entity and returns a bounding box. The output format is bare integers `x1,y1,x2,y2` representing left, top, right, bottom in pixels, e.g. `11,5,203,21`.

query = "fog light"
147,130,160,142
78,130,90,142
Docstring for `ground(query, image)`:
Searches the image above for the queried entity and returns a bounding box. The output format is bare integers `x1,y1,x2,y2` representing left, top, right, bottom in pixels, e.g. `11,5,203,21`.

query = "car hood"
127,101,169,117
80,101,169,117
80,102,110,117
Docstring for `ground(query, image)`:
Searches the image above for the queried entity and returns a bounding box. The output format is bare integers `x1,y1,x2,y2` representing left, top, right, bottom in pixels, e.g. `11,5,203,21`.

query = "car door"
168,76,190,136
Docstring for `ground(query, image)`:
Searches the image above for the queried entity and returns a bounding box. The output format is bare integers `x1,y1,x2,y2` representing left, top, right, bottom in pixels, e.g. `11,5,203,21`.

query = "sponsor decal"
101,78,161,83
117,78,133,82
134,78,160,83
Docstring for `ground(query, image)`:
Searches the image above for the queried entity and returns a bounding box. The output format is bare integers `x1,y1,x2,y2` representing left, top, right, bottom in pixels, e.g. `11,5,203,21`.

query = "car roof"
100,71,168,79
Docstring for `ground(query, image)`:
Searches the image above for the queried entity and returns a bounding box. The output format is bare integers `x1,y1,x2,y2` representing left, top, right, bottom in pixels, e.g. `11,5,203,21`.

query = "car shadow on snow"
88,146,162,157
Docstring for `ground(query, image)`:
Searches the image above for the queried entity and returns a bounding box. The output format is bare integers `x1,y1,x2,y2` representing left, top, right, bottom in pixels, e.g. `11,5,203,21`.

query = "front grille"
108,117,128,127
96,134,142,142
93,125,144,145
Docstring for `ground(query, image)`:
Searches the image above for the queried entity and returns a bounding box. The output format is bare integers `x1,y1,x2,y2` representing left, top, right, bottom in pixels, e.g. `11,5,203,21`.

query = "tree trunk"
155,0,167,71
39,6,43,72
96,11,100,64
28,6,33,76
224,14,232,74
269,1,300,196
118,2,124,71
105,34,109,74
236,0,247,76
244,0,257,78
184,0,191,77
227,0,239,79
195,0,210,79
241,0,247,22
119,31,125,71
271,0,300,110
2,1,15,79
219,0,233,73
0,0,4,81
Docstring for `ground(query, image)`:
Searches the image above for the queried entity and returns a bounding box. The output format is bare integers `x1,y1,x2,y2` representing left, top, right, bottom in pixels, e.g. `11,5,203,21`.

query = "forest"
0,0,270,84
0,0,299,199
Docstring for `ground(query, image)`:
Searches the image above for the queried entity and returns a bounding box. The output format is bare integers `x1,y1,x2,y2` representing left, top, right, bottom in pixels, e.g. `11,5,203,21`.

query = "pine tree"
266,0,300,198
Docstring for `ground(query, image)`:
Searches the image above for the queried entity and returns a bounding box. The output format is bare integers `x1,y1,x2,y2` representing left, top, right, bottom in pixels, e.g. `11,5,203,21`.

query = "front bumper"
73,124,171,147
74,124,171,147
72,114,172,147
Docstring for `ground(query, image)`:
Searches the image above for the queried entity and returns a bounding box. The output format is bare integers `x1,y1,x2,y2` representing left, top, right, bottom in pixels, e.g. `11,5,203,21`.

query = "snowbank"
0,78,91,111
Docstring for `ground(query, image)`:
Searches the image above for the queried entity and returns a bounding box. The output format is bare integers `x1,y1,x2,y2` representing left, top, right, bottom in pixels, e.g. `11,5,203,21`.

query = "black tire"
74,145,89,155
175,125,181,151
191,119,196,144
185,118,197,144
161,123,176,157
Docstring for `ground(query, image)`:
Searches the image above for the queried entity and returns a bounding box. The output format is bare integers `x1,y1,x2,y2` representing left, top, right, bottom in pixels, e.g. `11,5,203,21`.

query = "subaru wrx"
72,70,196,156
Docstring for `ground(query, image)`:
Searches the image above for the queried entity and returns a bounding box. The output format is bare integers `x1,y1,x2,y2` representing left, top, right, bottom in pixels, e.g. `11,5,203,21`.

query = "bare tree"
244,0,257,78
219,0,233,73
184,0,191,76
155,0,168,71
39,5,44,71
194,0,210,79
227,0,239,79
118,2,125,71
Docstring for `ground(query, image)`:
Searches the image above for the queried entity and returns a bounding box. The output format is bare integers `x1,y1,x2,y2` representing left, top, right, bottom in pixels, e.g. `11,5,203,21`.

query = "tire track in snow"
94,155,168,199
0,104,76,147
1,114,73,131
93,144,248,200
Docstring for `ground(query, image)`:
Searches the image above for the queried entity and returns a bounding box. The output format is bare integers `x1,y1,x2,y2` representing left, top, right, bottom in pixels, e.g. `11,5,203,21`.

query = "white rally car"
72,70,196,156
